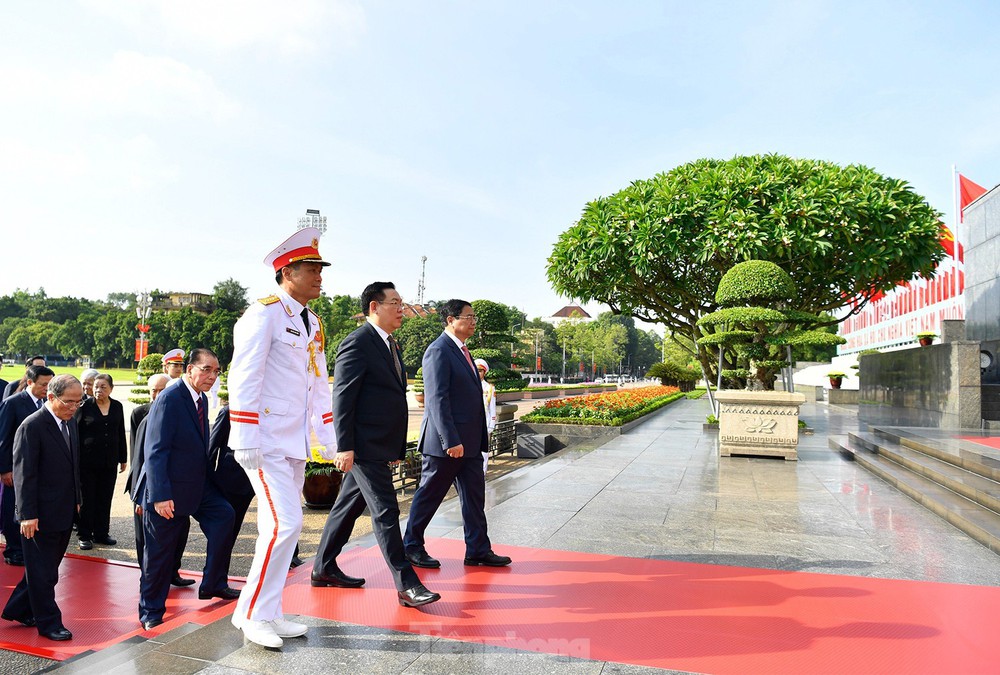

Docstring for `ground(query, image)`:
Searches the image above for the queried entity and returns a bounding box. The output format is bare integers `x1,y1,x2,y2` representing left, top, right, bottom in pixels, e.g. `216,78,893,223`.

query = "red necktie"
460,344,477,376
197,397,205,436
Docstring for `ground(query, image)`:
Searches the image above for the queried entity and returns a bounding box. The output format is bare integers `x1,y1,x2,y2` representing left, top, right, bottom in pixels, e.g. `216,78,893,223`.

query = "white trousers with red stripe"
232,454,305,626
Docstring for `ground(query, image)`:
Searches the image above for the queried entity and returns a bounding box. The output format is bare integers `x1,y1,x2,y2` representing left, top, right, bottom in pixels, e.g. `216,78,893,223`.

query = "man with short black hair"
0,365,55,566
313,281,440,609
403,299,511,570
2,356,46,401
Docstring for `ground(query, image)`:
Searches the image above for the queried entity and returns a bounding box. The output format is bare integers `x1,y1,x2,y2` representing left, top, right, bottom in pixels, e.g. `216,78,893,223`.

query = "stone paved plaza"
4,396,999,673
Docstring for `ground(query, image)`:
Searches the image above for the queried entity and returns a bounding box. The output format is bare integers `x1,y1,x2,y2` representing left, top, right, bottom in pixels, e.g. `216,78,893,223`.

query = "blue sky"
2,1,998,324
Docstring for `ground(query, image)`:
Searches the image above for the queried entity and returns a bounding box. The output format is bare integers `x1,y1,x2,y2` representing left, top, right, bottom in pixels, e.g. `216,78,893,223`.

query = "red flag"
940,223,963,262
959,174,987,221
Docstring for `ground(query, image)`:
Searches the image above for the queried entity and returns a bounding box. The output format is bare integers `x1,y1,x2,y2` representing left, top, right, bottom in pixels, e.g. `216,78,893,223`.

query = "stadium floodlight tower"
297,208,327,236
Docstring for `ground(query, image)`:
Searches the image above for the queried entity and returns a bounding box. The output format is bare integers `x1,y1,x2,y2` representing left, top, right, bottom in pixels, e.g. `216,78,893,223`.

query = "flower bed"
520,385,683,426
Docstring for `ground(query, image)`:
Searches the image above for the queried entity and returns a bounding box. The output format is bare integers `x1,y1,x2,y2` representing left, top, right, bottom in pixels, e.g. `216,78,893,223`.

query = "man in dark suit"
2,356,46,401
208,405,255,578
1,374,82,641
403,299,511,569
137,348,236,630
125,374,192,586
0,365,55,567
313,282,440,608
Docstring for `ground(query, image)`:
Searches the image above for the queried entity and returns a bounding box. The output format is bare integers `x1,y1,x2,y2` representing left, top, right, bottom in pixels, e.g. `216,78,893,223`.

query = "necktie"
460,344,477,376
60,420,71,449
300,307,311,337
387,334,404,382
36,398,43,410
197,397,206,436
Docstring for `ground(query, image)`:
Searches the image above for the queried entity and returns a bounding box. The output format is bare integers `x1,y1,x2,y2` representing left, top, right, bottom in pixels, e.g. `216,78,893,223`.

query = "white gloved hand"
318,444,337,461
234,448,262,471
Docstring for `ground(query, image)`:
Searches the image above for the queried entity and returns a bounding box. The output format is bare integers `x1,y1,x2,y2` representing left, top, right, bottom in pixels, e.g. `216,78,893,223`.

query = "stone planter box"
496,391,525,403
828,388,859,405
524,389,559,399
715,390,805,461
516,414,658,454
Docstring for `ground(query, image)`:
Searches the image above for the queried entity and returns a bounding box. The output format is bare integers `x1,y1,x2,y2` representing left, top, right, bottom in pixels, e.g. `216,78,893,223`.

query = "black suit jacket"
332,322,408,462
208,406,253,498
130,402,152,452
13,408,81,531
0,390,43,474
76,398,127,469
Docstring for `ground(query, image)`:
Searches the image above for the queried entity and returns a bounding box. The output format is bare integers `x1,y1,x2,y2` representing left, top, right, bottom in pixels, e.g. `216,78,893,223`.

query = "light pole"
561,338,566,383
135,291,152,364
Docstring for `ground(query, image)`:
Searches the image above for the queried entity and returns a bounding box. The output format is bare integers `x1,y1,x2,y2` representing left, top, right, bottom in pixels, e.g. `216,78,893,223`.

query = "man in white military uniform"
228,227,337,649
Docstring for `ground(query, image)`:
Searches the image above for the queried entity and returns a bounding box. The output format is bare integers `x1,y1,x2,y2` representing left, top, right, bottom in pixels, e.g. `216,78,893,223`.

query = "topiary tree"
696,261,845,390
547,154,944,382
646,361,700,391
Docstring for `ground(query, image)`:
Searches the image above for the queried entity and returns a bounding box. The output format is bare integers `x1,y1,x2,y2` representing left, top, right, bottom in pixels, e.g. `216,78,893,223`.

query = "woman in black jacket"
75,373,127,550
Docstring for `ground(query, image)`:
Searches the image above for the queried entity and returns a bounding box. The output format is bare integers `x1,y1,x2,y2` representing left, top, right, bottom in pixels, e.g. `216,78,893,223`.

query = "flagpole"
952,164,959,303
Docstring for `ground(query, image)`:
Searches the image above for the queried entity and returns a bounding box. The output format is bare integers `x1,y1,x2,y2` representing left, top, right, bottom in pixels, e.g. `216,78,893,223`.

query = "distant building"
543,304,593,328
152,292,214,314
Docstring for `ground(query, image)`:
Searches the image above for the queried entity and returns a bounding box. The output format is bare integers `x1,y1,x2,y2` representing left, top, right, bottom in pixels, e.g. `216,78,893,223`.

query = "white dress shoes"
272,617,308,638
240,619,283,649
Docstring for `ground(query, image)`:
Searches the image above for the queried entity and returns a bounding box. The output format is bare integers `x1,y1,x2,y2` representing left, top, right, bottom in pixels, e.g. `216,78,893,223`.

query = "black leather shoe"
311,567,365,588
198,587,240,600
41,628,73,641
397,584,441,608
142,618,163,630
405,550,441,569
171,575,196,587
3,556,24,567
464,551,512,567
78,540,93,550
94,536,117,546
289,554,304,569
2,612,35,627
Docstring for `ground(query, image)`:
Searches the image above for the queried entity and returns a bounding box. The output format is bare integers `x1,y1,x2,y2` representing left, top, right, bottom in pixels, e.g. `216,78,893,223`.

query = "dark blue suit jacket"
141,379,210,517
417,332,488,459
0,391,44,474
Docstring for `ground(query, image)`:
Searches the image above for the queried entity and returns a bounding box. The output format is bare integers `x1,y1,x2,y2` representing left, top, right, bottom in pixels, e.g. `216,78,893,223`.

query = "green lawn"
0,364,139,386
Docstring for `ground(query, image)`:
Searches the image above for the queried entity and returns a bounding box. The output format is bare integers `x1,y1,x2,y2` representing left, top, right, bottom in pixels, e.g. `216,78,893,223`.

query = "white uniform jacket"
227,288,336,459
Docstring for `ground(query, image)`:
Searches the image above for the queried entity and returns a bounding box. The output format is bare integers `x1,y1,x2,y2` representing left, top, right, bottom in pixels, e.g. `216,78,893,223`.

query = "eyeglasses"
192,365,222,377
456,315,477,322
378,300,404,309
57,396,84,408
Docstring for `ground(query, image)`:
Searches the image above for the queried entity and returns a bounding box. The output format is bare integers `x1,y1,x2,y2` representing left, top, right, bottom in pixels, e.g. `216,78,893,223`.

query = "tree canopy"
547,154,945,373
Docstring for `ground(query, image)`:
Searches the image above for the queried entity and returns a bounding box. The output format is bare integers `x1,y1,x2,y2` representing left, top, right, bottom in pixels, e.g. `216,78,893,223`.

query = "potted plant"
412,367,425,406
916,331,937,347
827,371,845,389
302,446,343,509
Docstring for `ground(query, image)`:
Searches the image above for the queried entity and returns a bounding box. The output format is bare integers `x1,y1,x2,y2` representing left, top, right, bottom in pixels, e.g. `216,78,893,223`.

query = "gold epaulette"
258,295,281,306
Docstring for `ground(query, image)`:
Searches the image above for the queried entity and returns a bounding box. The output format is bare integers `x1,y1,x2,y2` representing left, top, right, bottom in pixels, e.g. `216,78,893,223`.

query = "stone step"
829,435,1000,555
872,428,1000,482
43,622,207,673
848,432,1000,514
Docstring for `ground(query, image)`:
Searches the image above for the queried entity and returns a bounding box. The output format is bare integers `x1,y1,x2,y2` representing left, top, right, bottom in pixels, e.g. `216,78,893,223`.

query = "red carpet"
959,435,1000,450
0,552,241,661
3,540,999,672
284,538,999,674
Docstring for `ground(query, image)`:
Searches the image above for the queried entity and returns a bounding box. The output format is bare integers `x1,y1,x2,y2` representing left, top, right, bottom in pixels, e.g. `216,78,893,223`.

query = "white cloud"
0,51,239,122
81,0,366,57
